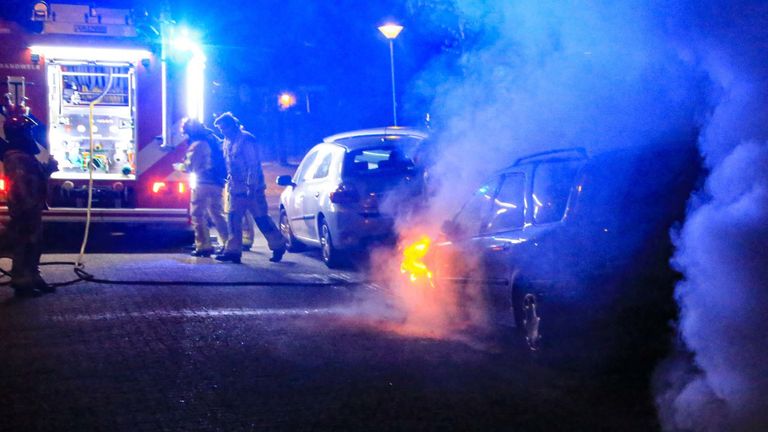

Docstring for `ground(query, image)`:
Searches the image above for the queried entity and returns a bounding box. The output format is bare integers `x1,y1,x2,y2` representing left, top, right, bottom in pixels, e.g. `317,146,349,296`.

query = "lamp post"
378,23,403,126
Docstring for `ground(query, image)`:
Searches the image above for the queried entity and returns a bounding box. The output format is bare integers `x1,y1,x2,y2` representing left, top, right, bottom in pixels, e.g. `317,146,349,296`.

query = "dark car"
433,143,700,364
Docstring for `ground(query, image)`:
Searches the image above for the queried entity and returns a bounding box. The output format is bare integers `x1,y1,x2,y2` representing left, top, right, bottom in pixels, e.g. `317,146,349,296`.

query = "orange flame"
400,235,434,287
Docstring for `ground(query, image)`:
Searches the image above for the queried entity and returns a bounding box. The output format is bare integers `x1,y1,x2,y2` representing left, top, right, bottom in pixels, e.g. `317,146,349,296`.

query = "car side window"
453,178,500,237
532,161,582,224
487,173,526,233
293,150,319,184
313,152,334,179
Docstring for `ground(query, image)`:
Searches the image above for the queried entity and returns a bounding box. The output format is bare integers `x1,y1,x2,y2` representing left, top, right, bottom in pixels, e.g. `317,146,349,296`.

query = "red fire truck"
0,2,205,227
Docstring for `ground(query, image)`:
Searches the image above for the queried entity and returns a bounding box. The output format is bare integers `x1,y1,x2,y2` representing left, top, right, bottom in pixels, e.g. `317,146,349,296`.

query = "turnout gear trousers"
221,130,283,255
190,183,229,251
3,150,47,286
224,186,284,254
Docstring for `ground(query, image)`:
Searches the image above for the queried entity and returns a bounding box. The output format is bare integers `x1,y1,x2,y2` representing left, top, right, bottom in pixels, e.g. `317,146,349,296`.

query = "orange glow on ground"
360,229,491,341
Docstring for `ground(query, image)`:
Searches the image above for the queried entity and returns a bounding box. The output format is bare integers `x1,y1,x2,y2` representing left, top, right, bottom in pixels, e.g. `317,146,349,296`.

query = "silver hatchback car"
276,127,427,267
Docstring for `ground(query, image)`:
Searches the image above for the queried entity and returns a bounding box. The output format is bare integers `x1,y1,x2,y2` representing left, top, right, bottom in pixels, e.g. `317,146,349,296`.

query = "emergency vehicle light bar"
29,45,152,63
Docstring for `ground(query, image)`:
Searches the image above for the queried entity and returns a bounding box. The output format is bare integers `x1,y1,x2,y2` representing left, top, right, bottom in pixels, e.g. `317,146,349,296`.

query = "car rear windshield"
335,135,423,150
343,147,417,177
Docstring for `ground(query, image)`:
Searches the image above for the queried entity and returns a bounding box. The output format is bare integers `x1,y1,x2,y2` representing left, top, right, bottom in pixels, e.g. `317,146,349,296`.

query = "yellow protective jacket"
223,130,265,196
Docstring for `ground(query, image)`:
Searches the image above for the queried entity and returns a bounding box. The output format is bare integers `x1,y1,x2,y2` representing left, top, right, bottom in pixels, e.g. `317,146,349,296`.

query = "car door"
466,171,531,316
480,160,585,324
515,159,586,281
287,148,320,239
301,148,336,239
435,177,502,284
475,172,528,282
477,159,585,283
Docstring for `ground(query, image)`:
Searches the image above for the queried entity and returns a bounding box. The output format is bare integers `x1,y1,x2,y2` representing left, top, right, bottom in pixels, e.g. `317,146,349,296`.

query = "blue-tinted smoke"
655,1,768,430
407,0,768,429
408,0,706,217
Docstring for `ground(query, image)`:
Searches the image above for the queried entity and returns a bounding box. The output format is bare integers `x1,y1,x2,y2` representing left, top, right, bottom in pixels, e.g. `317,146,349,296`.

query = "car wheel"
279,208,303,252
521,293,542,351
512,279,543,352
319,218,343,268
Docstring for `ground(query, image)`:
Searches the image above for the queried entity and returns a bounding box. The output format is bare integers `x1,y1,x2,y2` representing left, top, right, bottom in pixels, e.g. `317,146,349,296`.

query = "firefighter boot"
214,253,241,264
269,248,285,263
13,270,54,295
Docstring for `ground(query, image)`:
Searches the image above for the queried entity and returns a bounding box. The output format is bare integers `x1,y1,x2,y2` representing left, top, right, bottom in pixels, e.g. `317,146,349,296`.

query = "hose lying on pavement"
1,261,373,289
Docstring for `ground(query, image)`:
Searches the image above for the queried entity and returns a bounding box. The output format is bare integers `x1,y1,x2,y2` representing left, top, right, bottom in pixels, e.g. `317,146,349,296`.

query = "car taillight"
151,181,187,195
151,181,166,193
329,184,359,204
0,178,6,192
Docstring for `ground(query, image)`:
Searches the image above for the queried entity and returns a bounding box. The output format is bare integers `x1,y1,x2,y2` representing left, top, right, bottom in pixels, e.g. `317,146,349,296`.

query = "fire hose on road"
0,259,374,289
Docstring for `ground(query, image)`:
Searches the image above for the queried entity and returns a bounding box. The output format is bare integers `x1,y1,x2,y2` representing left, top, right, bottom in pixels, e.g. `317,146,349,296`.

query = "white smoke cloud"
662,141,768,430
652,1,768,429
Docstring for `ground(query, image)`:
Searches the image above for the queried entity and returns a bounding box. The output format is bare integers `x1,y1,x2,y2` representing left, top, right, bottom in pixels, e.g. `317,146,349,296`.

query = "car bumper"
0,206,190,225
331,212,395,249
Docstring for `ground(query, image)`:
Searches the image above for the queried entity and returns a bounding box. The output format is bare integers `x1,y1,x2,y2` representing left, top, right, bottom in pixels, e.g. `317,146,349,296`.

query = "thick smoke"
656,140,768,430
402,0,768,429
409,0,705,219
388,0,707,340
653,2,768,430
396,0,706,334
385,0,705,338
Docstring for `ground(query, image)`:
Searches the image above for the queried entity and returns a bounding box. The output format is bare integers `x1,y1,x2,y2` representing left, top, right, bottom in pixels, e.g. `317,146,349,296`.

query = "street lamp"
378,23,403,126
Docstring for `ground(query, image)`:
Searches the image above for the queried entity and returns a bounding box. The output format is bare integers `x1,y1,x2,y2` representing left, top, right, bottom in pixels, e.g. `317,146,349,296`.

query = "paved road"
0,230,660,431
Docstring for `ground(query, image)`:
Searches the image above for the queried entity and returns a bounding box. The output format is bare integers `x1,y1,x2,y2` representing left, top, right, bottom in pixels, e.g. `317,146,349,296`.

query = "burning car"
429,142,700,363
277,127,427,267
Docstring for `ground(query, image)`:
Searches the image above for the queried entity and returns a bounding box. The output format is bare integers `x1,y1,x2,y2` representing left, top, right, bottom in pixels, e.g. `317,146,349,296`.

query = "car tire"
319,218,343,268
511,278,615,371
279,208,303,252
512,280,543,352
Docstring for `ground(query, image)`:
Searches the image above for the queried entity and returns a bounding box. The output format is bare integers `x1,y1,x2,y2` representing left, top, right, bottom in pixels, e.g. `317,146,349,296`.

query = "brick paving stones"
0,246,659,431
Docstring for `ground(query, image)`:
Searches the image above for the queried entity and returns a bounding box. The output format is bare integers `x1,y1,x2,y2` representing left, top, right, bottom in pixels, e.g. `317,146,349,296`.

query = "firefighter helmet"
181,117,206,138
2,95,40,155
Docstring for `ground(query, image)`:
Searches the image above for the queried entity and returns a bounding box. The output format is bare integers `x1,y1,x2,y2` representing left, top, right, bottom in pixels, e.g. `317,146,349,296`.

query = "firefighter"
213,112,285,263
0,96,58,297
176,118,229,257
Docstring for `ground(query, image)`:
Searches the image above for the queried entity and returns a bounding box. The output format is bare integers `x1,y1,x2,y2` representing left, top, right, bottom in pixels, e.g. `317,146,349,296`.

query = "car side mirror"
276,175,295,187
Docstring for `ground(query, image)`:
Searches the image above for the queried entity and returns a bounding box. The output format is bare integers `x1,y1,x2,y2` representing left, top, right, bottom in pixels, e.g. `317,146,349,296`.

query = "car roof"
322,126,428,151
511,147,589,168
